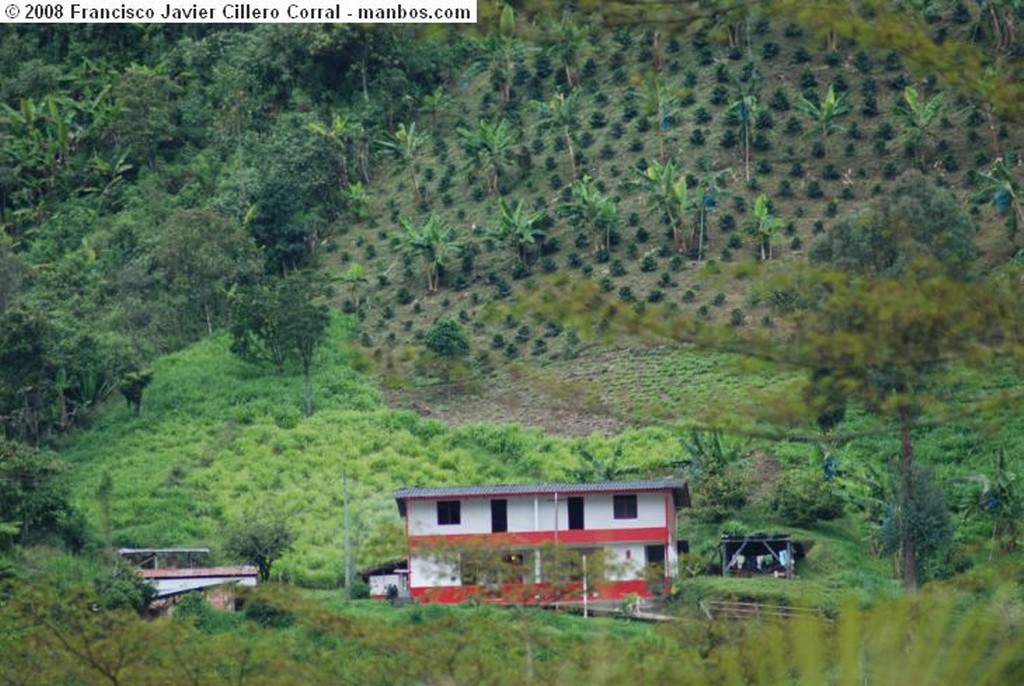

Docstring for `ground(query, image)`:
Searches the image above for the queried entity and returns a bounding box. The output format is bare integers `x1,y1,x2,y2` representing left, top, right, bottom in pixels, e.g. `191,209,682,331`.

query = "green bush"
770,470,845,527
693,472,751,523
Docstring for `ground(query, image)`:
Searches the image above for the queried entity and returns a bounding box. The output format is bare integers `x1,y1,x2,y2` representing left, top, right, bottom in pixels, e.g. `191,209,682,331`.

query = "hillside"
1,6,1023,601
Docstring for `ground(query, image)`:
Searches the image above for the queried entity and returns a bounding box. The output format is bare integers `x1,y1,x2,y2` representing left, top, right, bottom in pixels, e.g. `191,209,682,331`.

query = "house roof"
394,478,689,516
138,566,259,579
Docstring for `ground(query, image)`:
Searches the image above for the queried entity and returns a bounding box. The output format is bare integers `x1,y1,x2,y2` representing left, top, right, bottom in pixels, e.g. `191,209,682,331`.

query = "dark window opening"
491,499,508,533
677,540,690,555
613,494,638,520
437,500,461,525
645,544,666,567
568,497,585,530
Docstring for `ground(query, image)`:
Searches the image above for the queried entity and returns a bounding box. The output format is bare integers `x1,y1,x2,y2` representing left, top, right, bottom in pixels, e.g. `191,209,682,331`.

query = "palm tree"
797,84,849,158
377,122,431,198
532,91,580,179
637,160,691,253
457,118,517,194
569,175,619,252
748,193,781,261
401,213,463,292
972,154,1024,243
640,74,681,163
728,75,760,182
893,86,946,166
962,450,1022,555
546,15,587,87
304,111,357,188
488,198,547,263
695,163,733,261
421,86,450,131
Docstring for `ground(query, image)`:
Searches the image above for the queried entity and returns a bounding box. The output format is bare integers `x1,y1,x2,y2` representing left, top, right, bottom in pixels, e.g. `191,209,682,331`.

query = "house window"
613,494,638,520
437,500,461,525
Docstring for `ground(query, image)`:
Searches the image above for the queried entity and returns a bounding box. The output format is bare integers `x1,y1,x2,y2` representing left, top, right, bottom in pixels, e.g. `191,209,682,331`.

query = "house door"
491,499,508,533
568,497,585,530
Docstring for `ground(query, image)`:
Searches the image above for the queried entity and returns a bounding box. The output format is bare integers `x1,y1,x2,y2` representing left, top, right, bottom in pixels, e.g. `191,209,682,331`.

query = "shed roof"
394,478,689,516
138,566,259,579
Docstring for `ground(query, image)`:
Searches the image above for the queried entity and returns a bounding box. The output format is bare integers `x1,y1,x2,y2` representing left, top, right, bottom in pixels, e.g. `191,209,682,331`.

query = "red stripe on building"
409,579,652,604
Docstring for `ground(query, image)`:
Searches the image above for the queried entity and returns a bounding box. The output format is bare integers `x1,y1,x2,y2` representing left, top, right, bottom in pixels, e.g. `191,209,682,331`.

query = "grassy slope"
54,15,1024,595
57,312,1024,594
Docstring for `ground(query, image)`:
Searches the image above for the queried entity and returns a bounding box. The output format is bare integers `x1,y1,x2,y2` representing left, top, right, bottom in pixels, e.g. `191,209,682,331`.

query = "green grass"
56,313,1024,588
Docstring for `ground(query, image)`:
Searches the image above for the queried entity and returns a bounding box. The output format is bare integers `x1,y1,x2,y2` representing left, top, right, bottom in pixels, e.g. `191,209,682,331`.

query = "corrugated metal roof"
138,566,259,579
394,478,689,516
394,478,686,499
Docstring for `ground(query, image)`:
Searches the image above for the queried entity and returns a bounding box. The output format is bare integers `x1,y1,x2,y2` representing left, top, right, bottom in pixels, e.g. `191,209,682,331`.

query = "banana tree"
421,86,450,131
304,112,357,188
797,84,849,158
488,197,547,263
893,86,946,166
972,154,1024,243
637,160,692,253
532,91,580,179
695,164,733,261
377,122,431,199
748,193,781,261
457,118,517,194
728,75,760,182
401,213,463,292
569,175,619,252
640,74,681,163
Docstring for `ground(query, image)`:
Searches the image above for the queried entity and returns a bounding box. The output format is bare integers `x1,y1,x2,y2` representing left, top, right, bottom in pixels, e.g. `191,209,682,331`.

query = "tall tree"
229,272,330,416
640,74,681,163
532,91,581,179
728,75,760,182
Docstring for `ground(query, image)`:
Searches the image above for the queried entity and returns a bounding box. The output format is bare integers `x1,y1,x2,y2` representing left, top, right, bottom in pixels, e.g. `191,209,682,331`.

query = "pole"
582,554,588,618
344,469,353,599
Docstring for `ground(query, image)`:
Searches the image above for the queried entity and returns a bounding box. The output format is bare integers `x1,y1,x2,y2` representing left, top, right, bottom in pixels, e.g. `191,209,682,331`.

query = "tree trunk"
744,122,751,181
302,364,313,417
565,130,577,179
900,402,917,591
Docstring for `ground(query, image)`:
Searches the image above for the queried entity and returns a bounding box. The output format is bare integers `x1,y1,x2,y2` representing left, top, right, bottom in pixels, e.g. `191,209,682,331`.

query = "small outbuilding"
118,548,257,612
720,534,805,579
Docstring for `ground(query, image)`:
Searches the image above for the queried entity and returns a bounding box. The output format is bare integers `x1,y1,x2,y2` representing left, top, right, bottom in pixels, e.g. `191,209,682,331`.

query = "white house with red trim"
393,479,689,603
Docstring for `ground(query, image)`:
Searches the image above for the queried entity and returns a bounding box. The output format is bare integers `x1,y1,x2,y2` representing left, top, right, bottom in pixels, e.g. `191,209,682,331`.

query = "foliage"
748,193,781,261
400,213,464,292
877,464,955,583
809,170,976,278
0,438,82,551
93,560,157,612
797,84,848,156
424,317,470,362
771,469,845,527
226,514,294,582
568,175,619,251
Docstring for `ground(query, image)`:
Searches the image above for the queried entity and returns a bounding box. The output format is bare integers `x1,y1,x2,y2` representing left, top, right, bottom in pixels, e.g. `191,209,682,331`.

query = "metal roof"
394,478,689,516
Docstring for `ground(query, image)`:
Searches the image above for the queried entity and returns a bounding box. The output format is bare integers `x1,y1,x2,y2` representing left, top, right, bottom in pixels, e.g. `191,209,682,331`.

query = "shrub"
770,470,845,527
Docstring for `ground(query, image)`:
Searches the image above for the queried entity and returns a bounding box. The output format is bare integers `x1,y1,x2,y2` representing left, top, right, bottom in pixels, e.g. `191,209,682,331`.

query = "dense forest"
2,2,1024,683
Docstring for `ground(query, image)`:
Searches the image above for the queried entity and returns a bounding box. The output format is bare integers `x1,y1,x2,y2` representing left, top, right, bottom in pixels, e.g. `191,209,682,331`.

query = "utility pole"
343,469,353,599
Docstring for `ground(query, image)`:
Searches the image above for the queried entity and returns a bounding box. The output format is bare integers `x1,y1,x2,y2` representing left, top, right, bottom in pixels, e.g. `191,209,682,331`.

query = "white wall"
410,554,460,588
582,492,668,530
603,543,645,581
406,491,669,535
